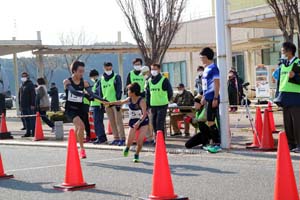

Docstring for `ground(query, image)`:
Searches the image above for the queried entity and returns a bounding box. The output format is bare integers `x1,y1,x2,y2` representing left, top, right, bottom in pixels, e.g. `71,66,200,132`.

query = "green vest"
149,76,169,106
90,79,101,107
101,75,117,102
83,97,90,105
130,71,145,92
279,58,300,93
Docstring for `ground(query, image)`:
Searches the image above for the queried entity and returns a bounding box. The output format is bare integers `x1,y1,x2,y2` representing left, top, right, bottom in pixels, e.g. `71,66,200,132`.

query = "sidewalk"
0,109,284,155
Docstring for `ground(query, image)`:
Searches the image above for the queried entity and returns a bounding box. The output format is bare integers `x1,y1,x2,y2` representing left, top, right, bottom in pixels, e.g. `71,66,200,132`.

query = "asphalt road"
0,145,298,200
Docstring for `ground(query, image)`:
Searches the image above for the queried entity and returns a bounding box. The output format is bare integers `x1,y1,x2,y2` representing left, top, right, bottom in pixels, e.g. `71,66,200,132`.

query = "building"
163,0,299,98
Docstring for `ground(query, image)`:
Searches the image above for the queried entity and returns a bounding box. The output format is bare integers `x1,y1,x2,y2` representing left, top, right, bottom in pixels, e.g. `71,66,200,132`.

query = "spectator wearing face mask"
125,58,146,97
145,63,173,143
195,66,204,96
98,62,125,146
18,72,36,137
170,83,194,137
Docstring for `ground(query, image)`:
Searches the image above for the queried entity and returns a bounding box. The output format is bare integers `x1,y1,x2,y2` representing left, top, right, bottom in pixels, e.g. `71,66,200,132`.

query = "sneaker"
118,140,126,146
109,140,120,145
20,127,26,130
22,133,31,138
171,132,182,137
79,149,87,159
84,137,91,143
133,154,139,163
292,147,300,153
207,145,222,153
123,147,129,157
202,145,211,151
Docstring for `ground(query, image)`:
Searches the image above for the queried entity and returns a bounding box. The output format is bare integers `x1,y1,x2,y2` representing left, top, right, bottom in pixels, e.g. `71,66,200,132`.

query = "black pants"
283,106,300,146
0,94,6,116
185,122,210,148
39,110,54,128
151,106,168,137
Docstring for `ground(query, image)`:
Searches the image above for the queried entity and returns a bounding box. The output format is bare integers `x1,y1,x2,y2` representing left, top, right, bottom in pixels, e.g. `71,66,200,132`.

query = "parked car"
5,91,13,109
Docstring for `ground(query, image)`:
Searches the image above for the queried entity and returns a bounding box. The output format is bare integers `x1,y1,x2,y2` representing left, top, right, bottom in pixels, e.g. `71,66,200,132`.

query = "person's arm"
162,78,173,101
30,84,36,108
115,75,123,100
109,97,130,106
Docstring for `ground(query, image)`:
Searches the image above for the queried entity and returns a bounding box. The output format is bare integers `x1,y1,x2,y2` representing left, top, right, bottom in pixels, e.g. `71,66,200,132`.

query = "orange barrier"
34,112,45,141
0,154,13,179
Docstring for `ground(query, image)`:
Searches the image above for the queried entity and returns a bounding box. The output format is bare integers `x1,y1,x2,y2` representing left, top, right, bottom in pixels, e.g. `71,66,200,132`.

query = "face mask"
134,65,142,71
91,78,96,82
21,77,27,82
281,54,287,60
178,90,183,95
198,71,203,76
105,70,112,76
151,70,158,77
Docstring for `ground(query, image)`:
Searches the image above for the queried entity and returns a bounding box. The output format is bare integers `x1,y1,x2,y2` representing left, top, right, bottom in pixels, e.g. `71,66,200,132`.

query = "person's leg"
170,114,181,134
40,110,54,128
22,108,31,136
73,116,85,149
156,107,168,136
99,107,107,141
82,112,90,139
184,115,190,135
283,107,295,149
136,125,147,155
105,107,119,141
145,110,153,141
206,101,220,144
123,127,135,157
151,108,158,136
288,107,300,150
114,107,125,140
29,109,36,136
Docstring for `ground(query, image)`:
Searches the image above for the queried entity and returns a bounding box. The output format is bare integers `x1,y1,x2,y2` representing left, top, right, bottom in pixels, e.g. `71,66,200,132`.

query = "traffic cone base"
0,132,13,139
53,183,95,191
0,174,14,179
0,113,13,139
139,196,189,200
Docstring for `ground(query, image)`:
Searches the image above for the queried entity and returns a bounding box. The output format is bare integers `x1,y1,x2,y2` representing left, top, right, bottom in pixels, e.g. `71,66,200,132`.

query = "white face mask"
21,77,27,82
134,65,142,71
281,54,287,60
105,70,113,76
178,90,183,95
151,70,159,77
198,71,203,76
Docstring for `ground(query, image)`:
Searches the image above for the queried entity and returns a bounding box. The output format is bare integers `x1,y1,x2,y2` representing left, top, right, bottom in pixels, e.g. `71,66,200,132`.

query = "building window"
162,61,187,87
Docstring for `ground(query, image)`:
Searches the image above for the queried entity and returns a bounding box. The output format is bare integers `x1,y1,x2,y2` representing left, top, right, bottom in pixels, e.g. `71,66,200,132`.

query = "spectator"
89,69,107,144
36,77,55,131
278,42,300,153
99,62,125,146
200,47,221,151
125,58,146,97
195,66,204,95
48,82,59,112
19,72,36,137
0,64,10,116
228,69,242,112
145,63,173,142
170,83,194,137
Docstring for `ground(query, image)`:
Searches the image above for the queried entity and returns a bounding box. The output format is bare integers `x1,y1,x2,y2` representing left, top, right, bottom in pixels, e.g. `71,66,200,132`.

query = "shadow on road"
82,188,131,198
0,180,60,193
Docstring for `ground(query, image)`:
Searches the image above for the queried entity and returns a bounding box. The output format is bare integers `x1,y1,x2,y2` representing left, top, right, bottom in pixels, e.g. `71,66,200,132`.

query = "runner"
63,61,107,159
106,83,149,163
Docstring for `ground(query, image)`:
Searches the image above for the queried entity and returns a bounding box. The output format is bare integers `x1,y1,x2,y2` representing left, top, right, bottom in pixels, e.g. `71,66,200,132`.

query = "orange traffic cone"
54,129,95,191
247,107,262,149
0,154,13,179
34,112,45,141
274,132,298,200
268,101,277,133
141,130,188,200
88,112,97,140
259,109,275,151
106,121,112,135
0,113,13,139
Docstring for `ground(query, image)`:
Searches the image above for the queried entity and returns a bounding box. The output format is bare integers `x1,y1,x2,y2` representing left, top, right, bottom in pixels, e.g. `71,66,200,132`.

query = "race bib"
129,110,142,119
202,79,208,91
68,90,83,103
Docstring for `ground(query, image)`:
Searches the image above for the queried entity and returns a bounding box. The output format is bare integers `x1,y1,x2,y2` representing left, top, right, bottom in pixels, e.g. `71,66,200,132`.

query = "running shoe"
133,154,139,163
123,147,129,157
207,145,222,153
79,149,87,159
202,145,211,151
109,140,120,145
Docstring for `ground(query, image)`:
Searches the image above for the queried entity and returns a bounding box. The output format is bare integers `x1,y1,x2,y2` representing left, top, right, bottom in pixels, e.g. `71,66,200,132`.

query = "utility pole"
215,0,231,149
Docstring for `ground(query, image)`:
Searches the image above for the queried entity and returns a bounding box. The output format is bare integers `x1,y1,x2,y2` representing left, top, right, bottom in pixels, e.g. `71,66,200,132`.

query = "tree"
117,0,187,66
267,0,296,42
59,30,94,74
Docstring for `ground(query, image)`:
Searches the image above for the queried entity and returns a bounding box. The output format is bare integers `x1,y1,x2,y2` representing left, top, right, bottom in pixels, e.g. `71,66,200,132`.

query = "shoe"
22,133,31,137
171,132,182,137
202,145,211,151
109,140,120,145
289,144,297,151
144,140,154,145
93,138,107,144
79,149,87,159
207,145,222,153
291,147,300,153
20,127,26,130
84,137,91,143
123,147,129,157
118,140,126,146
51,127,55,133
133,154,139,163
